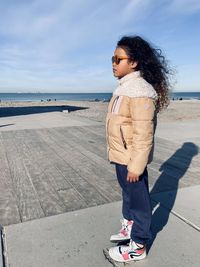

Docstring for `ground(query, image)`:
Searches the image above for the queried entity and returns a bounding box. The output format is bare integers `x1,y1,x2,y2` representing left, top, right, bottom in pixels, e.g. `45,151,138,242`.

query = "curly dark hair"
117,36,172,112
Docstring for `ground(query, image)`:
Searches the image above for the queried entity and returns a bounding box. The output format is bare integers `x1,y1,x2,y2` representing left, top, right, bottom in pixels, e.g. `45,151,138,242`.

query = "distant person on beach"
106,36,171,263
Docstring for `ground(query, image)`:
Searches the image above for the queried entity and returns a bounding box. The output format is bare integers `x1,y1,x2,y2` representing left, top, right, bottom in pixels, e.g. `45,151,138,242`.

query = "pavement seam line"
169,209,200,232
156,202,200,232
0,228,6,267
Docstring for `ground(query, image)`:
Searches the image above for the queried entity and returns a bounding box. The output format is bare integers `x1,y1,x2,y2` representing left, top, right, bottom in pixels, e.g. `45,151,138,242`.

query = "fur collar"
113,71,157,99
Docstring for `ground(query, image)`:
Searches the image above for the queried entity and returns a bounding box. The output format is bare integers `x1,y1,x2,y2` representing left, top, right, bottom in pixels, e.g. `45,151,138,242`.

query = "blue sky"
0,0,199,93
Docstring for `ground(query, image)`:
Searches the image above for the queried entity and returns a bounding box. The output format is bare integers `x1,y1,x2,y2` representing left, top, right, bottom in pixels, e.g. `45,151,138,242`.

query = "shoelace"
129,240,144,250
120,219,128,231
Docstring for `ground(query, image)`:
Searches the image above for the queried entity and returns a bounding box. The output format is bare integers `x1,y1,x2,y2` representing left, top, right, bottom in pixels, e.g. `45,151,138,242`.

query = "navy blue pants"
115,163,152,245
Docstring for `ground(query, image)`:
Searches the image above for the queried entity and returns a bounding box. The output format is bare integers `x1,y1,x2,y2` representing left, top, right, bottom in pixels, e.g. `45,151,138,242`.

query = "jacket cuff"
127,165,145,177
127,153,149,176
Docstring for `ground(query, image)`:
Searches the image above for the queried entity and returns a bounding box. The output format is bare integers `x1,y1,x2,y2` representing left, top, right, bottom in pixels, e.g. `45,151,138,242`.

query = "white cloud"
121,0,152,24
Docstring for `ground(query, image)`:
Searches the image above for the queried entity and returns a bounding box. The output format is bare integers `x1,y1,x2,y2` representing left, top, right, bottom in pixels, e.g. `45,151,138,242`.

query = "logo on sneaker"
129,246,145,258
120,229,128,236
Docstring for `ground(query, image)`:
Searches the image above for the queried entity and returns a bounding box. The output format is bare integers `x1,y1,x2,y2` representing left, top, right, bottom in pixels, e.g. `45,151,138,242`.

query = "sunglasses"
111,55,129,65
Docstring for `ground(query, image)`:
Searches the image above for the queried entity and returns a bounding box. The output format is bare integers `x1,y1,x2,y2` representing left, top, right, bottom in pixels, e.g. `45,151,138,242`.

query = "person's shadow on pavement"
148,142,199,252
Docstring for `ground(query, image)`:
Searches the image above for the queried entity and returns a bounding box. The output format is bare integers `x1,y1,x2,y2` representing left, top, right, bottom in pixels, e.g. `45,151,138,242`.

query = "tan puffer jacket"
106,71,157,176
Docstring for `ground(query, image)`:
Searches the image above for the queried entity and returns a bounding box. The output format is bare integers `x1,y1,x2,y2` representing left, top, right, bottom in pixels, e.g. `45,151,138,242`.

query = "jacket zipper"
120,126,127,150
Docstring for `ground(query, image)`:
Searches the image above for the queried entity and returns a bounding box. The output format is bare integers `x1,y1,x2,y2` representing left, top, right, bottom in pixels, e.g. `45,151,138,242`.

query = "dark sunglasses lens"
112,56,120,64
111,56,115,64
116,58,120,64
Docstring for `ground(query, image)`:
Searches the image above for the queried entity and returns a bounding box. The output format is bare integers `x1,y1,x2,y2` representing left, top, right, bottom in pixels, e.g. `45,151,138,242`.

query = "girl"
106,36,170,263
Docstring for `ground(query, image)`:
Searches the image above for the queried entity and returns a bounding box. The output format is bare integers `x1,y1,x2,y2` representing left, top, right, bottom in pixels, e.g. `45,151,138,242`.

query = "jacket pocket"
106,118,110,146
120,126,127,150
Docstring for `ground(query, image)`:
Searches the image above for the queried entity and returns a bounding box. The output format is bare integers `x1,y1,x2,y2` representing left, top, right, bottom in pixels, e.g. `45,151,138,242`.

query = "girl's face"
112,47,137,79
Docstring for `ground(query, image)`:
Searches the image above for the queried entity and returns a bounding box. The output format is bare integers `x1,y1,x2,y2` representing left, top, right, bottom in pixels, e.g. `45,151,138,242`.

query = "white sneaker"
109,239,146,262
110,219,134,242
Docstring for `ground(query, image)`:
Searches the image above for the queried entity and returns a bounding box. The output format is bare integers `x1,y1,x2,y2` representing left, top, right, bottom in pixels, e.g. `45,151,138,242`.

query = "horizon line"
0,91,200,94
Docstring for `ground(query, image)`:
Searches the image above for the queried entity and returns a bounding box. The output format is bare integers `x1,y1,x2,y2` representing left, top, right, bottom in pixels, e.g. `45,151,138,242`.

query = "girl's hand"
127,171,139,183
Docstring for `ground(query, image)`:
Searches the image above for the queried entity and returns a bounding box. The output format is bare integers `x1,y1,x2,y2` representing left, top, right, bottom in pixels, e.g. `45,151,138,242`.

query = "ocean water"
0,93,112,102
0,92,199,102
171,92,200,100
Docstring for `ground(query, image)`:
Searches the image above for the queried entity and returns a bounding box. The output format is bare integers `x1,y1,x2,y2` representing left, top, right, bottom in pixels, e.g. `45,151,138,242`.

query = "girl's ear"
130,61,138,69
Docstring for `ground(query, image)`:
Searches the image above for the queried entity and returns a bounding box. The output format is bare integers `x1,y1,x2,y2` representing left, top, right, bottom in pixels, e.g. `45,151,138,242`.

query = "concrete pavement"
2,184,200,267
156,120,200,145
0,112,200,266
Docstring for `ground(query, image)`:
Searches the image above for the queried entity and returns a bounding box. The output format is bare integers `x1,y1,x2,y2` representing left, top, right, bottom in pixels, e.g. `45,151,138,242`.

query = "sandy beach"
1,99,200,122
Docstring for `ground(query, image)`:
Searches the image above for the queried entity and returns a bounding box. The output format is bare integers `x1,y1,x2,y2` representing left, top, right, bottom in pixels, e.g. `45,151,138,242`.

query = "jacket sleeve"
127,97,156,176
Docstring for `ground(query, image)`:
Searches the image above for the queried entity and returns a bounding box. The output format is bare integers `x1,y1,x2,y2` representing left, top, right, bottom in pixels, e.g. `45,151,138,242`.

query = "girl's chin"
113,73,122,79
